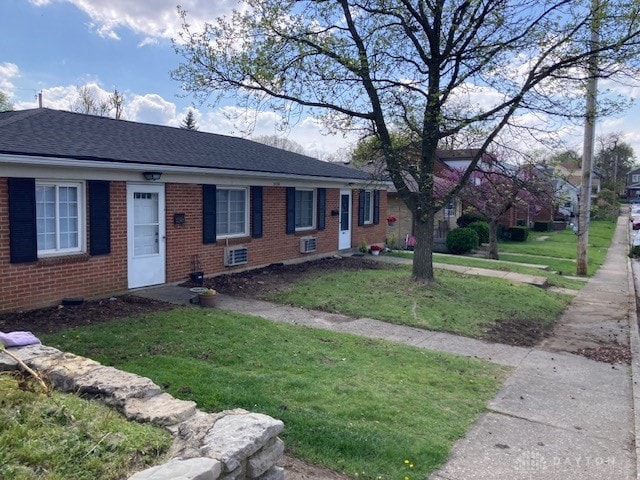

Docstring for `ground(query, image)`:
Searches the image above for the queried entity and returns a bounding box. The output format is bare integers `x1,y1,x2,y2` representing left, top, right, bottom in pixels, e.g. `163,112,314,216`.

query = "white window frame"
35,180,85,256
295,188,316,231
216,187,249,239
633,174,640,183
362,190,374,225
444,200,456,218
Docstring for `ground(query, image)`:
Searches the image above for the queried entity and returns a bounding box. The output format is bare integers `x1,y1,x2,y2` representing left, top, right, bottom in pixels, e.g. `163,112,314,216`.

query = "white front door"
339,189,352,250
127,184,166,289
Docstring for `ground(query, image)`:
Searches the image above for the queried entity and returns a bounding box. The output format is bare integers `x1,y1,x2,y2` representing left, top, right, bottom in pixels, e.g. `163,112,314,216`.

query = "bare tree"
0,91,14,112
172,0,640,282
70,84,126,119
252,135,307,155
70,85,98,115
110,88,125,120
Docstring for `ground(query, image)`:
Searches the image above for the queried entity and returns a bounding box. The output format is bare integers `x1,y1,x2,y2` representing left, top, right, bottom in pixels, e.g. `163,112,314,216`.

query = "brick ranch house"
0,108,387,313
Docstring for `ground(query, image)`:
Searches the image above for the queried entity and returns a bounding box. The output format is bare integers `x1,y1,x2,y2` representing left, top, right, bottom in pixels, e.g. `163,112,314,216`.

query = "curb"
628,256,640,480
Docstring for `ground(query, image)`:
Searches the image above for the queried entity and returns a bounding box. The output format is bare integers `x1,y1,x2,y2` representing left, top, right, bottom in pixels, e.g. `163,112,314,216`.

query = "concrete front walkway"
370,253,550,287
136,214,638,479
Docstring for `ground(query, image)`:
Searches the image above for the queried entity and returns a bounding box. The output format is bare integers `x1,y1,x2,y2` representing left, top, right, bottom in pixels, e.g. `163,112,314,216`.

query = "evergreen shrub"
467,221,490,244
446,227,479,254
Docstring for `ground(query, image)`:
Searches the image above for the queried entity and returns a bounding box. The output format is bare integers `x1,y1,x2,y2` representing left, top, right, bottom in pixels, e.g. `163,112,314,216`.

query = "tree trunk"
488,220,500,260
412,209,435,282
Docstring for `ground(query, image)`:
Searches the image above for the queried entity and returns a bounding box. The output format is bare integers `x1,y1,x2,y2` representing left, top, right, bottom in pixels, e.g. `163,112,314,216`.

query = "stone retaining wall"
1,344,285,480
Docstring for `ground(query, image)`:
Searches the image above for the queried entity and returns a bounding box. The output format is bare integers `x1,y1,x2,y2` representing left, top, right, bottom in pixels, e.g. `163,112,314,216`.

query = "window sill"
37,253,90,266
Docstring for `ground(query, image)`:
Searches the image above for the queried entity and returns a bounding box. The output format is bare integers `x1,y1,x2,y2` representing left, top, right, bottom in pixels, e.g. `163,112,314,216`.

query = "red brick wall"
165,185,387,283
0,181,387,312
0,179,128,313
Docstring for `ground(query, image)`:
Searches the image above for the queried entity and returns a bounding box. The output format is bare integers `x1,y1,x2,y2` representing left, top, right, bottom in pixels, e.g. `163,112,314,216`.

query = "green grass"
267,265,571,341
0,373,171,480
391,219,616,278
43,310,508,480
497,219,616,275
388,252,585,289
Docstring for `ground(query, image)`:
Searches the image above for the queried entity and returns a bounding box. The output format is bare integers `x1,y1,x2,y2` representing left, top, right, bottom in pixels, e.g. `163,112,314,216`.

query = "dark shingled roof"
0,108,370,181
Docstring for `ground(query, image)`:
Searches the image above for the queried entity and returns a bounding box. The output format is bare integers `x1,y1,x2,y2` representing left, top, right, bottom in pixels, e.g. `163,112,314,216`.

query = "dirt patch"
0,295,174,335
483,316,554,347
0,257,382,336
277,455,353,480
185,256,386,299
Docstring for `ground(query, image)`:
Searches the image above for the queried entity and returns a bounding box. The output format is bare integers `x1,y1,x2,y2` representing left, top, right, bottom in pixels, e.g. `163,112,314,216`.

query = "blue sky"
1,0,639,160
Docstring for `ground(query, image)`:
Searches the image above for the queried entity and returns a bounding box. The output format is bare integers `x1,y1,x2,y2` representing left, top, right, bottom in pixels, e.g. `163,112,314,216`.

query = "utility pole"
612,140,619,218
577,0,600,276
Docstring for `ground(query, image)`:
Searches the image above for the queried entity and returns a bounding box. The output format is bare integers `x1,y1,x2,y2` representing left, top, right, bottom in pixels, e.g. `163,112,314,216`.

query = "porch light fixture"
143,171,162,181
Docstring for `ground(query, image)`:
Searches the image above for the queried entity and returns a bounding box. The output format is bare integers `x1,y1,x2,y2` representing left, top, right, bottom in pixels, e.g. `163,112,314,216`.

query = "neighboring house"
0,108,387,313
354,150,470,251
626,166,640,199
557,159,601,202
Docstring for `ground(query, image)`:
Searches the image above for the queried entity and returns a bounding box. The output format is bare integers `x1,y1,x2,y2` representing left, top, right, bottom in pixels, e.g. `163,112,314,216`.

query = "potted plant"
198,288,218,307
386,215,397,226
369,244,383,256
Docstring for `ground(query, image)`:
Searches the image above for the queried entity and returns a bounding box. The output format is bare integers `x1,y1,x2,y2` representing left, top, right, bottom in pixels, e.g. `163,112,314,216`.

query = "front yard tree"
451,164,549,260
594,134,635,192
172,0,640,283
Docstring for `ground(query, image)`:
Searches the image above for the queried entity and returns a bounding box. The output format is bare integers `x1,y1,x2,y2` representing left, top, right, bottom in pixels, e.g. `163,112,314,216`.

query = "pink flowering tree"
442,163,550,259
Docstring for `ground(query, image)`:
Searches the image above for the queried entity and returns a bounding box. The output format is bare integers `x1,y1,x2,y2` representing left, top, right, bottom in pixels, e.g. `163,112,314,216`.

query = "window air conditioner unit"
300,236,317,254
224,246,248,266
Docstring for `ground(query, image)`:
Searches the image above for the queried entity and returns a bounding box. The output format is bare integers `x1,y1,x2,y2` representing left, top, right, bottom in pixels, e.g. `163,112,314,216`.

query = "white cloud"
126,93,177,124
29,0,240,41
0,62,20,96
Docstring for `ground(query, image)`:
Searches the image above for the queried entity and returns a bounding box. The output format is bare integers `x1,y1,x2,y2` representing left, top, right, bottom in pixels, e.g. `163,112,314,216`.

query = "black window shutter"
251,186,263,238
286,187,296,234
317,188,326,230
203,184,217,244
373,190,381,225
8,177,37,263
89,180,111,255
357,189,365,226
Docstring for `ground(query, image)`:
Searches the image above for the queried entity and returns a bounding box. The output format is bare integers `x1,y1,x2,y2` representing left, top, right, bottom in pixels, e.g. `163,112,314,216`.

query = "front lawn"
388,252,584,289
497,219,616,275
268,265,571,343
43,310,508,480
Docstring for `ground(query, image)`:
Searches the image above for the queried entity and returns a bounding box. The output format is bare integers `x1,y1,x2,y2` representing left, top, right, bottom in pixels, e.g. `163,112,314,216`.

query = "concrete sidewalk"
432,214,637,480
136,214,638,479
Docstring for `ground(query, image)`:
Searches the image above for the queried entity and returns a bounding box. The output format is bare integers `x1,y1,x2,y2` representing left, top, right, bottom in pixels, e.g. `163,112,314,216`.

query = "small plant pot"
371,250,380,256
198,292,217,307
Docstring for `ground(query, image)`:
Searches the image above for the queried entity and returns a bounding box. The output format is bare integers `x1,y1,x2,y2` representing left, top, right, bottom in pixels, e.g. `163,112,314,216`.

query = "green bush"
467,221,490,244
630,246,640,259
446,227,479,254
508,226,530,242
533,221,553,232
456,213,487,228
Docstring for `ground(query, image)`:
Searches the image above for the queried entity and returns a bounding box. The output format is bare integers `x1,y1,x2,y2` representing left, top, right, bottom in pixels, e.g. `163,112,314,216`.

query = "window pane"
36,183,81,253
295,190,314,229
216,189,246,237
363,191,372,223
